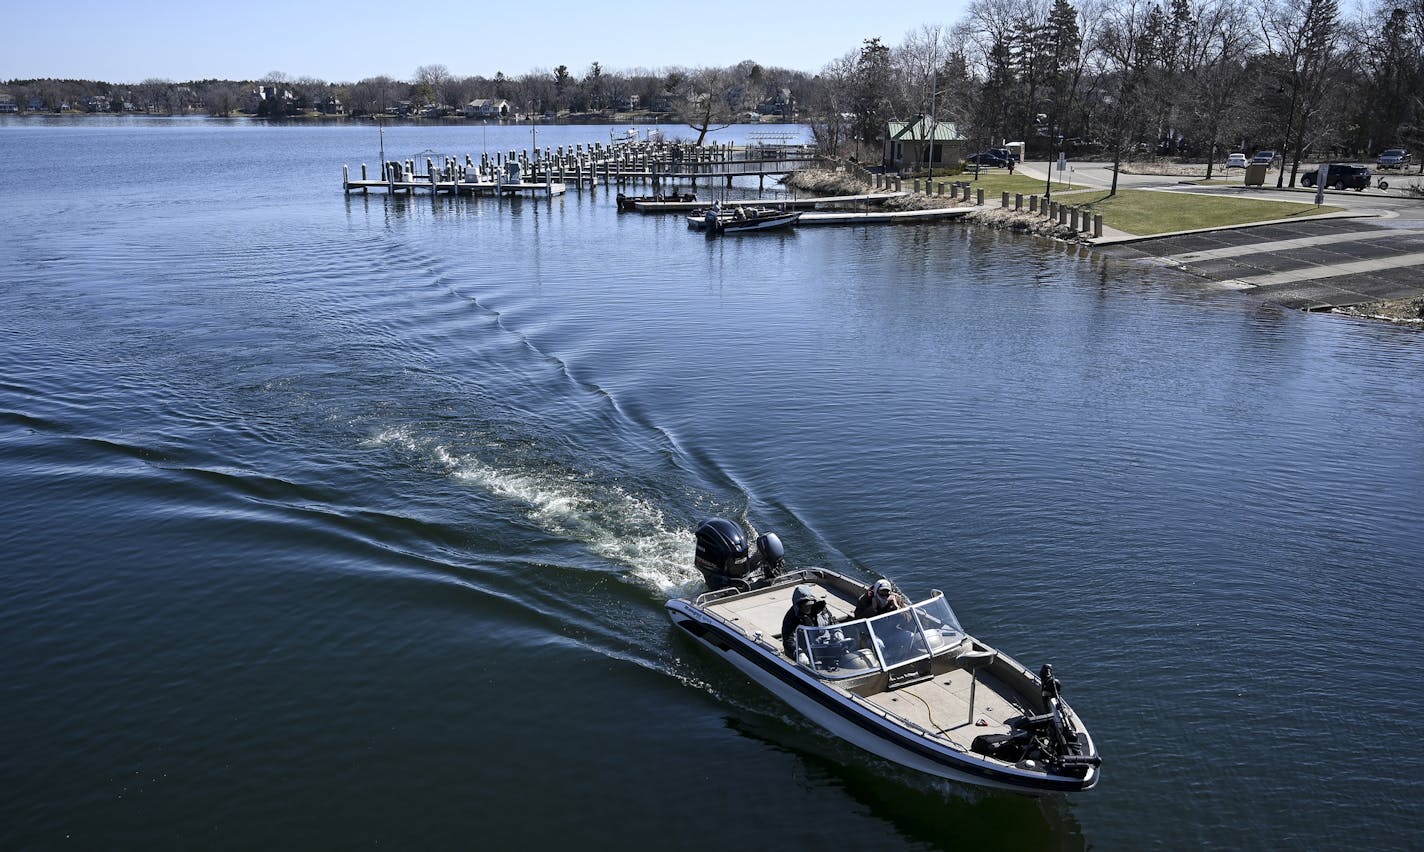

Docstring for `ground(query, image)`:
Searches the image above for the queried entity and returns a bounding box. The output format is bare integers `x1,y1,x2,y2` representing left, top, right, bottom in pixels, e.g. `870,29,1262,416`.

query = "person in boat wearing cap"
782,584,834,657
853,578,905,620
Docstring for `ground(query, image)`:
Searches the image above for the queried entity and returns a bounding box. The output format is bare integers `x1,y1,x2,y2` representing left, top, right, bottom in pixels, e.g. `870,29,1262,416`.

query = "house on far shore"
465,98,511,118
883,116,965,173
0,95,17,113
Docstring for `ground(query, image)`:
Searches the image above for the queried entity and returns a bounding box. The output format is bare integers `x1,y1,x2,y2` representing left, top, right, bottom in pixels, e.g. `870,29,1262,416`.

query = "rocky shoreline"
785,169,1084,241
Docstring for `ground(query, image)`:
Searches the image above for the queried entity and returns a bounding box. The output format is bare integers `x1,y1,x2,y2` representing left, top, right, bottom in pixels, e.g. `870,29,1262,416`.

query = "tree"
1355,3,1424,156
1179,0,1259,176
553,65,572,111
349,75,403,115
1039,0,1084,185
202,82,240,117
1094,0,1163,195
1262,0,1345,185
584,61,606,111
675,67,735,145
851,37,898,145
809,53,857,154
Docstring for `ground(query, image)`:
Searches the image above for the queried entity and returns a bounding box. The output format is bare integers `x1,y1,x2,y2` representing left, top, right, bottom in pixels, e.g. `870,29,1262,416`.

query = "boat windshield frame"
795,592,965,680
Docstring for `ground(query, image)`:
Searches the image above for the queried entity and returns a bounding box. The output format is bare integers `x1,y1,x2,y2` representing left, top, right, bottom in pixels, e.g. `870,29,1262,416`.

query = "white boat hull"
666,567,1100,794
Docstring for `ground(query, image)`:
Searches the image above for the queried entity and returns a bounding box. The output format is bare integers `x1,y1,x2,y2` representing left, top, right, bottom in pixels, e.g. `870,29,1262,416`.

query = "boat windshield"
796,593,966,679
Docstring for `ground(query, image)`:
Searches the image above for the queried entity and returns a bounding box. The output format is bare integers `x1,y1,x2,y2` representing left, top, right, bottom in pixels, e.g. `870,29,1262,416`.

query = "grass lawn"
1069,189,1344,235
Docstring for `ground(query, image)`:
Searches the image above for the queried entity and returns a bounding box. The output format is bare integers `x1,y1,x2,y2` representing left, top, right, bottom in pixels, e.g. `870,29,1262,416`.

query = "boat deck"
855,667,1025,748
704,580,854,644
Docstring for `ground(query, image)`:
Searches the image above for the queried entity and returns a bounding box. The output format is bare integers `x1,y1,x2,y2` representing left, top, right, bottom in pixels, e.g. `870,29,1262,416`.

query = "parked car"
1226,153,1248,168
1299,163,1372,191
1376,148,1411,170
1250,149,1278,166
965,150,1009,167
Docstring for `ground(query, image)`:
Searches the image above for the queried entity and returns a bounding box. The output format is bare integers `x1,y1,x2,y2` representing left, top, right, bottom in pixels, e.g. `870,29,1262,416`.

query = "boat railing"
691,568,825,607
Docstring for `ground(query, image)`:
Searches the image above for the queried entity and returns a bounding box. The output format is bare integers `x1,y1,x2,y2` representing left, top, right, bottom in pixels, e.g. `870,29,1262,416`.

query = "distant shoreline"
0,110,805,127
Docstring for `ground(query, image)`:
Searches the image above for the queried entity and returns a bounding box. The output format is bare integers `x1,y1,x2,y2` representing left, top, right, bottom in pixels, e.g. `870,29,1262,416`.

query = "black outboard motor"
751,532,785,579
694,519,750,591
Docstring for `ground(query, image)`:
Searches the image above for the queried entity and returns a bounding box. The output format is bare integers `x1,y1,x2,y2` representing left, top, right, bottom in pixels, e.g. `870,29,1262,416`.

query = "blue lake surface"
2,116,1422,849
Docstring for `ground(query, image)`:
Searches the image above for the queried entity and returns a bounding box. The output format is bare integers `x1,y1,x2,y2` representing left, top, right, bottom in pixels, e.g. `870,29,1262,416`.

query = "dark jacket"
853,588,905,620
782,584,833,656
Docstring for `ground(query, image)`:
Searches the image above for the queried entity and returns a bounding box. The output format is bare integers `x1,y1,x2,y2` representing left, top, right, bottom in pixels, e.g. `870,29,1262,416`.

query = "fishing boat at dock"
666,519,1102,793
686,204,801,234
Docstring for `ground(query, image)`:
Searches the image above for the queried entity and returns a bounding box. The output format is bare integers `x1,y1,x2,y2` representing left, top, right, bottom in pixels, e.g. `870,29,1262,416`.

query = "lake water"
2,116,1422,850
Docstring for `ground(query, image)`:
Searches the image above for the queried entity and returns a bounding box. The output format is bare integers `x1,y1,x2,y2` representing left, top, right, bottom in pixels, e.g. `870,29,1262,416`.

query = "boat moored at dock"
687,204,801,234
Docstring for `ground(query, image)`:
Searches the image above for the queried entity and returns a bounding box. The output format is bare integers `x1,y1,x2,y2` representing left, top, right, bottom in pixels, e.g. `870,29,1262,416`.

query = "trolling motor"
972,662,1101,775
693,519,785,591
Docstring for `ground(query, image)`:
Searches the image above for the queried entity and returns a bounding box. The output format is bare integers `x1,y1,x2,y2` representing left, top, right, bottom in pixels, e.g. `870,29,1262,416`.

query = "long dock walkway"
798,207,970,225
343,138,820,198
629,192,908,213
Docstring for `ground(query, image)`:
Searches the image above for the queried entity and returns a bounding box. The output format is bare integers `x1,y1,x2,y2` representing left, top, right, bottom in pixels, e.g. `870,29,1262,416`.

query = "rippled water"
3,117,1422,849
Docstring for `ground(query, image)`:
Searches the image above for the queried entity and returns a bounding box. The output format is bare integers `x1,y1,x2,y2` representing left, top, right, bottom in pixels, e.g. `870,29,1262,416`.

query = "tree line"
6,0,1421,185
817,0,1424,185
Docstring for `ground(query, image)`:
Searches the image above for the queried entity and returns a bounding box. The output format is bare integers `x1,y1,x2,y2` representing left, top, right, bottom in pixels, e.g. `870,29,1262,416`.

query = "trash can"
1244,163,1267,186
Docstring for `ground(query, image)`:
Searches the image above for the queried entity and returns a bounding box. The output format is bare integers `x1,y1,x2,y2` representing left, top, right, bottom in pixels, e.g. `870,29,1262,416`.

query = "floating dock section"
797,208,971,225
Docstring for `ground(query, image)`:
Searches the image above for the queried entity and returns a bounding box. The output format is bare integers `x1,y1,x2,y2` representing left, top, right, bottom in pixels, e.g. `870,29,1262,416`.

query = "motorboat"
718,208,800,233
616,191,696,211
666,519,1102,793
686,204,801,233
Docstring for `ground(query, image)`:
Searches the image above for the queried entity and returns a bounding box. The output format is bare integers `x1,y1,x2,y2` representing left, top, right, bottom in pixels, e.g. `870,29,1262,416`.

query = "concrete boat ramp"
1102,216,1424,310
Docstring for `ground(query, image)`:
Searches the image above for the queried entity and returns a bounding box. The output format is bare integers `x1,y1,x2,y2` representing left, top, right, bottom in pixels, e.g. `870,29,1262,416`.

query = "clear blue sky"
5,0,969,83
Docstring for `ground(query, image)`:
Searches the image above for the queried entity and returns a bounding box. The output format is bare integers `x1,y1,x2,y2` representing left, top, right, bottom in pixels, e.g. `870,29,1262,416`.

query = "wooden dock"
343,138,821,198
797,208,970,225
629,192,909,213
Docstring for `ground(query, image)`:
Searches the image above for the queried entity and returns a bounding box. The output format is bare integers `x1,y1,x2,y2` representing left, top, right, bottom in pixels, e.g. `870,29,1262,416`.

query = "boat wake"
368,423,705,595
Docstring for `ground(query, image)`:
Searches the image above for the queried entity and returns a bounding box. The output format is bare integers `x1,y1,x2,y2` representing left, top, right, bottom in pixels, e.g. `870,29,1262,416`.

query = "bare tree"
1181,0,1259,176
1093,0,1161,194
809,52,857,154
349,75,404,115
676,67,735,144
201,82,241,116
1262,0,1345,185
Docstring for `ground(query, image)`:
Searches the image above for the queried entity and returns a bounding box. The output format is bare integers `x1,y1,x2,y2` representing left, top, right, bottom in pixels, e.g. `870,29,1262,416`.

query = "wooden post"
976,188,984,206
1001,191,1010,207
1030,196,1038,213
1094,214,1103,238
343,164,350,195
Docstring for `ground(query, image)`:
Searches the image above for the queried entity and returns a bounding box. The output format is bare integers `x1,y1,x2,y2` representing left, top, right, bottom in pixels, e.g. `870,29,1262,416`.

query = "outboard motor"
751,532,785,579
694,519,750,591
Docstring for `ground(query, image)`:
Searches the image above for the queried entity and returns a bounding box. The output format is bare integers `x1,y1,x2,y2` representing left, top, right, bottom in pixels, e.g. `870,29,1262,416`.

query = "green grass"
1069,189,1344,235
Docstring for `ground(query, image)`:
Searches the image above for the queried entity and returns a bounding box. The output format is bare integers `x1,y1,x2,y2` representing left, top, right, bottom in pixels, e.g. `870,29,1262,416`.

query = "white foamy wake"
370,424,703,593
